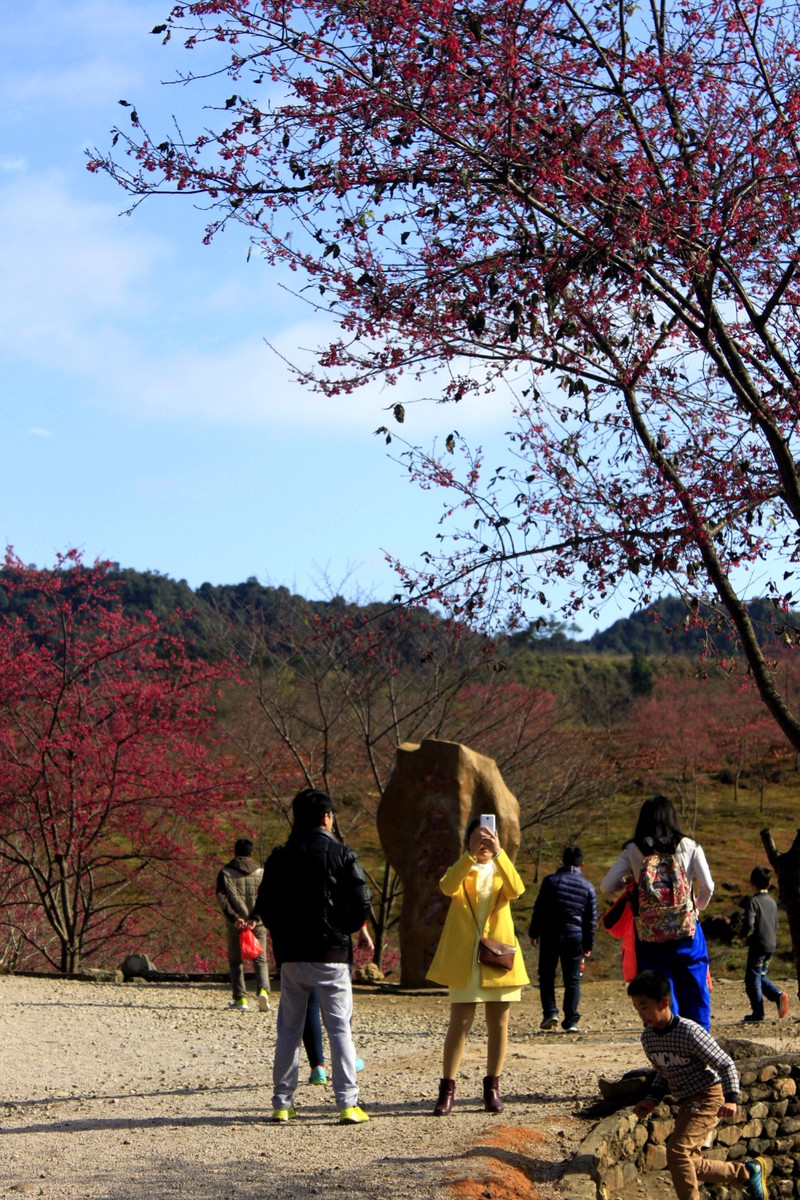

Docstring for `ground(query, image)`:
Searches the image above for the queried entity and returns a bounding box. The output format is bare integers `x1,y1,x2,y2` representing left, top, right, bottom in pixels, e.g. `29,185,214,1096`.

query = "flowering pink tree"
0,551,243,972
717,675,790,808
626,674,717,821
91,0,800,751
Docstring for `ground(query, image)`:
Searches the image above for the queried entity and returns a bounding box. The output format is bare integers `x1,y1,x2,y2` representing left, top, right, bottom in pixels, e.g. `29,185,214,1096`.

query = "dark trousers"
745,949,783,1018
538,934,583,1028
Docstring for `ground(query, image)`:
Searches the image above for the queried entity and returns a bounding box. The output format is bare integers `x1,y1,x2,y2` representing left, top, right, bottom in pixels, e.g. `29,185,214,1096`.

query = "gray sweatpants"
272,961,358,1110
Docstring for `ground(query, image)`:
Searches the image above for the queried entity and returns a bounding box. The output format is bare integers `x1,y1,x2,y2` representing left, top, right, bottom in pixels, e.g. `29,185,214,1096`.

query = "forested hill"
511,596,800,657
0,565,796,660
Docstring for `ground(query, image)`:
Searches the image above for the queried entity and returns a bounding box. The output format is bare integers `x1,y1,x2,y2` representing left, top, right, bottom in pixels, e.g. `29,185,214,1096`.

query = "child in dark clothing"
741,866,789,1024
629,970,768,1200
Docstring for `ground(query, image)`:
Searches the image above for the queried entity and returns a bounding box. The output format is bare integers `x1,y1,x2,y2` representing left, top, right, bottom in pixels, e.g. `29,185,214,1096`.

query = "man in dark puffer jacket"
529,845,597,1033
255,788,372,1125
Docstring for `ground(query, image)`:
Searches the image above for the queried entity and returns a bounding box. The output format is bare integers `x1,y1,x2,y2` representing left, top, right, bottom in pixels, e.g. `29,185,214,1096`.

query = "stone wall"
560,1056,800,1200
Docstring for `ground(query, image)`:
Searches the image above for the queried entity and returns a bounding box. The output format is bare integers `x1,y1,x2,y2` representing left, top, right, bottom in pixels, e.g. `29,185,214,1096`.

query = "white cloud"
99,319,512,436
0,2,169,121
0,4,515,442
8,62,138,116
0,168,510,437
0,171,167,368
27,428,53,438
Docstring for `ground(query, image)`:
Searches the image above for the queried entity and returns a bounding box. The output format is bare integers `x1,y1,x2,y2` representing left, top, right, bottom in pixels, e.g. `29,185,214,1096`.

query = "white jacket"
600,836,714,911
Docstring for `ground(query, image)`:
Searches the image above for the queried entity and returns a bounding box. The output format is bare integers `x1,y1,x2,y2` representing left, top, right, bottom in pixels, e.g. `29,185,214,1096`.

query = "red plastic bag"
239,927,263,961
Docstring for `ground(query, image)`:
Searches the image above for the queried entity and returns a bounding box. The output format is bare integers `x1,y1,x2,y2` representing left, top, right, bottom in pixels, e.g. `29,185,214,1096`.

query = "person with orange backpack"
600,796,715,1029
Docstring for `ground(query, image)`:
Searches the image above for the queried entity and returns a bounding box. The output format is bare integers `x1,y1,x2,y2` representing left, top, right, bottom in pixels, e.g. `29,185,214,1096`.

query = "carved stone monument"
377,738,521,987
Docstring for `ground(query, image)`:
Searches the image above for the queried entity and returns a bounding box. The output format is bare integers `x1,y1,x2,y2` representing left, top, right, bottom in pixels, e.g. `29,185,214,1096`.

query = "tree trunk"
372,859,399,970
761,828,800,999
534,833,543,884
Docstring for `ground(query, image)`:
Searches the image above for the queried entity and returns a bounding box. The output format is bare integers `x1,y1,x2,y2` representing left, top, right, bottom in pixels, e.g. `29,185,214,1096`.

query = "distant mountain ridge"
513,595,800,657
0,565,796,660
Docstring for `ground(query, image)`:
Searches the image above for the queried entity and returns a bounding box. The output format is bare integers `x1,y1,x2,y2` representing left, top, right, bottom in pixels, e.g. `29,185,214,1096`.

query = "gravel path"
1,975,797,1200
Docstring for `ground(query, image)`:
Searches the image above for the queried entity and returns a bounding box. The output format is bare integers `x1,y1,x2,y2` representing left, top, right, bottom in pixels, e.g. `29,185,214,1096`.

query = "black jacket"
254,828,371,964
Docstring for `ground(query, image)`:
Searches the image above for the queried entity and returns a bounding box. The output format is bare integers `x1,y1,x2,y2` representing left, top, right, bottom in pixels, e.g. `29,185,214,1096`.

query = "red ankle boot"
434,1078,455,1115
483,1075,504,1113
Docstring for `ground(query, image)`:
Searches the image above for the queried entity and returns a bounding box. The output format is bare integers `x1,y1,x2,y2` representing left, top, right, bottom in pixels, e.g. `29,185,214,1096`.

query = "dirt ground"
1,973,798,1200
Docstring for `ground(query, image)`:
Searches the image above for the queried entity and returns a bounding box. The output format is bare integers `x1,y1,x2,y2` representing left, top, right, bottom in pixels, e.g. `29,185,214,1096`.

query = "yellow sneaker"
339,1106,369,1124
257,989,270,1012
271,1107,297,1122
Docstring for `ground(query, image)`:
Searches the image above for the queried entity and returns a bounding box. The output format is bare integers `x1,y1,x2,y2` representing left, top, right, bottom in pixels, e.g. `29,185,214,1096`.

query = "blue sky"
0,0,633,633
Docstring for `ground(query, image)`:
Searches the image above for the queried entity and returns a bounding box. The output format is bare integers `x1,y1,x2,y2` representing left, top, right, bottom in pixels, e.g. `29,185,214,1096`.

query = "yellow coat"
426,849,530,989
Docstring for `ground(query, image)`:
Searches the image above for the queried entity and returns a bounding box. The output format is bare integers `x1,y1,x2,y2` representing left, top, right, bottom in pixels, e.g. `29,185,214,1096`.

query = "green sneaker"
257,989,270,1012
339,1105,369,1124
309,1066,327,1085
229,997,248,1009
271,1107,297,1123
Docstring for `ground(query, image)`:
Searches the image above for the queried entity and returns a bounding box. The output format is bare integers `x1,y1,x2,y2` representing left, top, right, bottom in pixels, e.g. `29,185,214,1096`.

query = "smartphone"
480,813,496,832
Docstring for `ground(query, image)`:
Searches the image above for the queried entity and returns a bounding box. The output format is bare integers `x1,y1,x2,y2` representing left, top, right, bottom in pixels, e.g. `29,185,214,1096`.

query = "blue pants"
635,925,711,1030
538,935,583,1028
745,950,783,1019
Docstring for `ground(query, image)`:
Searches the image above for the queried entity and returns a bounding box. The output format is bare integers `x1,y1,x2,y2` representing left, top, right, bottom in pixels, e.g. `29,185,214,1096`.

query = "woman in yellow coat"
426,818,529,1115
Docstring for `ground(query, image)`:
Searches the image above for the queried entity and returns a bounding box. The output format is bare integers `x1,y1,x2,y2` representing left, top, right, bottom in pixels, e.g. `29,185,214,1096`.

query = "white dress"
449,860,523,1004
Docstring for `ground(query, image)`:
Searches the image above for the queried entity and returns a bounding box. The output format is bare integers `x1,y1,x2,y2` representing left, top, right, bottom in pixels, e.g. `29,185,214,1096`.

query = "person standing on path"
216,838,271,1011
255,787,372,1125
529,845,597,1033
426,818,529,1117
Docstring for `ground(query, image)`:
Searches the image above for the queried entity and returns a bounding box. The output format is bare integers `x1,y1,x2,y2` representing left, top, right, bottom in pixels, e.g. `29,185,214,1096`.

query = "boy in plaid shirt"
628,970,768,1200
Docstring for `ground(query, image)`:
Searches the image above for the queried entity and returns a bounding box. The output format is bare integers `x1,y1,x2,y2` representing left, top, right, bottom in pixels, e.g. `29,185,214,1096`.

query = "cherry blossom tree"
625,673,717,823
213,593,493,968
0,551,242,973
212,590,613,964
446,679,615,839
90,0,800,749
716,679,786,808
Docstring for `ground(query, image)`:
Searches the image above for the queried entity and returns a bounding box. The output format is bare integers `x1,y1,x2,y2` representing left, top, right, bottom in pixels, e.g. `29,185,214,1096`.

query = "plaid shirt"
641,1016,740,1103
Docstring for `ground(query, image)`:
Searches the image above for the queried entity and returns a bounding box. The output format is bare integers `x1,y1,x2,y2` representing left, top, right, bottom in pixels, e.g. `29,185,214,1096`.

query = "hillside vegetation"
1,560,797,984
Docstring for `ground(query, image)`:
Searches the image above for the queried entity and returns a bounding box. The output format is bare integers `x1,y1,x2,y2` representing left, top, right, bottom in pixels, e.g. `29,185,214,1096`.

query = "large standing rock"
377,738,522,987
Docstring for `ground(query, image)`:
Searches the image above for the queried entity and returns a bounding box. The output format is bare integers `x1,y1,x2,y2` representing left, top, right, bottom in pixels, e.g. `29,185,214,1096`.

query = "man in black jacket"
529,845,597,1033
255,788,372,1124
